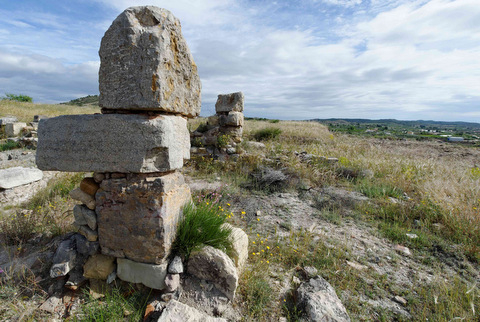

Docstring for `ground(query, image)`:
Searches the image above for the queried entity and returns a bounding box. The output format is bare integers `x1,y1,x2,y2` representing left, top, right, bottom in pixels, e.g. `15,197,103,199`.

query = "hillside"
1,112,479,320
59,95,99,107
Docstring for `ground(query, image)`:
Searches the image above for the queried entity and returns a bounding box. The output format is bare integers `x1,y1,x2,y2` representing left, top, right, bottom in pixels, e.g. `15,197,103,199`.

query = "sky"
0,0,479,121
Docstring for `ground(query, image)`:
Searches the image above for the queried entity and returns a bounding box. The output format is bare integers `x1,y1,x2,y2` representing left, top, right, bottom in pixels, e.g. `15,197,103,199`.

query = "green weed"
172,202,233,260
75,286,149,321
0,141,21,152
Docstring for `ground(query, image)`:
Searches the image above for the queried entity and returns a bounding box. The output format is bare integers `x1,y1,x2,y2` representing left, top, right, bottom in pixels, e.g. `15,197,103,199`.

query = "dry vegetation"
0,100,99,123
1,106,479,320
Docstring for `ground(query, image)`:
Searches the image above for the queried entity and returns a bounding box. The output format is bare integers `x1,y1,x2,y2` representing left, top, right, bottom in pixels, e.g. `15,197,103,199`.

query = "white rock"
222,223,248,271
158,300,227,322
36,114,190,173
164,273,180,292
168,256,184,274
5,122,27,137
187,246,238,301
117,258,168,290
0,167,43,189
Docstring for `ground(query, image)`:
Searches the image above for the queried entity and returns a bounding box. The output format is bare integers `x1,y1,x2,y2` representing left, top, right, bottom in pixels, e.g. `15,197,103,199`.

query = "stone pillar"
36,6,200,289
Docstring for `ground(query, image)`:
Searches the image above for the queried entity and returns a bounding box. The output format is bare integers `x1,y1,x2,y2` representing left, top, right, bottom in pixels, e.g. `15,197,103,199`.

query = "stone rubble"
190,92,245,158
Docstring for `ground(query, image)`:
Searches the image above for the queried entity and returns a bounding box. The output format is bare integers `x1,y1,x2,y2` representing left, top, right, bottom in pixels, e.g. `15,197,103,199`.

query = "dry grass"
0,101,100,123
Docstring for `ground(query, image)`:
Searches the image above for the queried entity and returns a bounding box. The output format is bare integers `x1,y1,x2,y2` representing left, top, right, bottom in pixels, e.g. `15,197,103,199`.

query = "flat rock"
36,114,190,173
215,92,244,113
50,238,76,278
74,234,99,256
96,172,191,264
0,167,43,189
99,6,201,117
157,300,227,322
296,276,351,321
187,246,238,301
117,258,167,290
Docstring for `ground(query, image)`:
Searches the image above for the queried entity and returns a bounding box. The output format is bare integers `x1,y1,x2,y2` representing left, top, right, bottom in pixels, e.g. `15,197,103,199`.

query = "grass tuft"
172,202,233,260
253,127,282,141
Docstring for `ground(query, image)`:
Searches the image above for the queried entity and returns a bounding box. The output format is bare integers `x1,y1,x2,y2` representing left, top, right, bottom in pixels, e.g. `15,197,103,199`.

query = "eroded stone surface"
96,172,191,264
83,254,116,280
215,92,244,113
36,114,190,173
187,246,238,301
99,6,201,117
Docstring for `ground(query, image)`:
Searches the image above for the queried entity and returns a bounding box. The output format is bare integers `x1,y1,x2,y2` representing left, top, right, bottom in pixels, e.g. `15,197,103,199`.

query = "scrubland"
1,103,479,320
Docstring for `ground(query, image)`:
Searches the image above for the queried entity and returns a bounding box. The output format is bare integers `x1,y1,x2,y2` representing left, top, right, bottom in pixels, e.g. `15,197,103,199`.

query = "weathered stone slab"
215,92,244,113
220,111,244,127
96,172,191,264
50,238,76,278
0,167,43,189
117,258,167,290
187,246,238,301
99,6,201,117
158,300,227,322
36,114,190,173
73,205,97,230
5,122,27,137
80,177,99,196
70,188,96,210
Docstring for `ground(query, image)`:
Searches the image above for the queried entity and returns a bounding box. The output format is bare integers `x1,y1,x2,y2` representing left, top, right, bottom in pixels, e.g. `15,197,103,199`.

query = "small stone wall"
191,92,244,158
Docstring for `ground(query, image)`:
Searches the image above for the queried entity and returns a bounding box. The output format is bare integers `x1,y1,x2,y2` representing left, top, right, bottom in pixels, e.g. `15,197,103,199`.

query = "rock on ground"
187,246,238,301
296,276,351,322
0,167,43,189
99,6,201,117
157,300,227,322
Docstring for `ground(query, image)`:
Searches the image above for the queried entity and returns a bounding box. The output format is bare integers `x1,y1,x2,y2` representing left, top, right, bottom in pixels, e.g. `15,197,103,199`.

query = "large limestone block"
215,92,244,113
99,6,201,117
96,172,191,264
187,246,238,301
36,114,190,173
222,111,244,127
117,258,167,290
158,300,227,322
0,167,43,189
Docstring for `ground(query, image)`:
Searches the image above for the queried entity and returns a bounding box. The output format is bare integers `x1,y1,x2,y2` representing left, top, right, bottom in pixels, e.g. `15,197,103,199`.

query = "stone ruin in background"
190,92,244,159
35,6,247,311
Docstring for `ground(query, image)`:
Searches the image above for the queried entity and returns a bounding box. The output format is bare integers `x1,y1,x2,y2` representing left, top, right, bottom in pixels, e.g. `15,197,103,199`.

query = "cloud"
0,48,99,103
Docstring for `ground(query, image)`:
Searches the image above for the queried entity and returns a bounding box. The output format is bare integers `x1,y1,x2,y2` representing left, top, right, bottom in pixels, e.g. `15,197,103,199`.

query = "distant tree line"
1,93,33,102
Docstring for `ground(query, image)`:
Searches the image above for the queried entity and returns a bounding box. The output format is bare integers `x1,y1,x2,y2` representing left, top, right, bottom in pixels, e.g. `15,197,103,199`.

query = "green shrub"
172,202,232,260
3,93,32,103
269,119,280,123
254,127,282,141
0,140,21,152
196,122,210,133
217,134,230,148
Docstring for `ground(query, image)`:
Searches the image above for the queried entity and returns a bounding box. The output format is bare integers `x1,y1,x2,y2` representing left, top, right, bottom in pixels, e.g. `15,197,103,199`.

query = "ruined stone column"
36,6,200,289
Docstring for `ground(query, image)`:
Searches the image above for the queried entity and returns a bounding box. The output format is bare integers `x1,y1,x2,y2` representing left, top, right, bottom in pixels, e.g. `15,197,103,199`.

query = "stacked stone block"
36,6,199,290
191,92,244,157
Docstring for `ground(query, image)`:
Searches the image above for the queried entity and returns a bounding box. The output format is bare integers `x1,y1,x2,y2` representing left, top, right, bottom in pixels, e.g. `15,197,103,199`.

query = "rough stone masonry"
36,6,199,286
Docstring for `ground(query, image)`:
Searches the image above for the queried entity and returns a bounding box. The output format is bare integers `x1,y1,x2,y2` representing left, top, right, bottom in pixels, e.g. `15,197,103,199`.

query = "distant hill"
311,118,480,130
60,95,99,107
